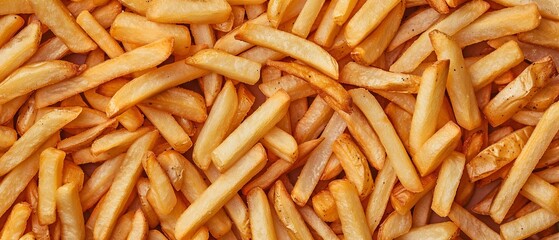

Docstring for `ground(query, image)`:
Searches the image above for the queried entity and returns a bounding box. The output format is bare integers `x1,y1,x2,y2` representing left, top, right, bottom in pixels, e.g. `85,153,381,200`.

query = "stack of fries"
2,0,559,239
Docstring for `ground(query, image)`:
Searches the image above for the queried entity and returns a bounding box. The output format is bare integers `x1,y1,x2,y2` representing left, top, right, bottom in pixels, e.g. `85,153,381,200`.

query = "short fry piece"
261,127,298,163
247,187,277,240
332,133,374,198
38,147,65,225
340,62,421,93
56,183,85,240
469,40,524,90
329,179,372,240
139,105,192,153
186,49,261,85
431,152,465,217
413,121,462,176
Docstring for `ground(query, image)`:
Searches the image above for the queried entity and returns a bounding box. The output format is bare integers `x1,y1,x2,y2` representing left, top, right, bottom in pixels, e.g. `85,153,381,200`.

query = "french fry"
37,147,65,225
412,190,433,227
259,74,317,100
321,155,343,180
110,12,191,56
147,0,231,24
0,0,33,15
527,79,559,111
57,119,117,152
350,88,423,192
413,121,462,176
76,10,124,59
16,96,38,135
536,166,559,183
139,105,192,153
0,94,29,125
397,221,459,240
311,190,339,223
0,21,41,81
388,8,442,51
211,90,289,171
0,107,80,176
35,38,173,108
226,84,256,136
126,210,148,240
512,110,544,126
291,113,346,206
469,40,524,90
447,203,500,239
135,178,160,229
332,133,374,198
466,126,533,182
0,126,17,152
0,203,32,240
390,172,437,215
537,140,559,168
190,24,222,107
291,0,326,38
247,187,277,240
186,49,261,85
378,211,412,240
341,62,421,93
272,180,314,240
366,163,397,232
329,179,372,240
111,210,134,240
431,30,482,130
56,183,85,240
491,0,559,20
0,14,24,47
62,160,85,191
25,37,71,65
520,18,559,51
142,152,177,215
142,87,207,123
80,154,124,210
483,57,556,127
431,152,466,217
501,208,559,240
175,144,267,239
236,23,339,79
294,96,334,143
409,60,449,154
29,0,96,53
267,60,351,112
520,174,559,216
342,0,399,47
267,0,292,28
36,107,107,129
91,0,121,29
351,1,404,65
90,127,151,155
490,101,559,223
261,127,298,163
389,0,489,73
94,131,158,240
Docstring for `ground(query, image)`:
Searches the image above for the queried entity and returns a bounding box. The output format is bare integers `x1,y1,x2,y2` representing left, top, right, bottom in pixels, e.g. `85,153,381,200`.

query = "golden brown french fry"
431,152,465,217
490,102,559,223
37,148,65,225
0,0,33,15
501,208,559,240
142,151,177,215
175,144,267,239
0,126,17,152
431,30,482,130
491,0,558,20
294,96,334,143
212,90,289,171
272,180,314,240
397,221,459,240
0,14,24,47
467,126,533,182
91,0,121,29
57,119,117,152
527,80,559,111
247,187,277,240
142,87,207,123
25,36,70,65
35,38,173,108
469,40,524,90
321,154,343,181
447,203,500,239
29,0,96,53
350,88,423,192
35,107,106,129
15,95,38,136
0,107,80,176
291,0,326,38
389,0,489,73
483,57,555,127
521,19,559,53
298,206,339,240
340,62,421,93
139,105,192,153
94,131,158,240
126,210,148,240
19,232,35,240
80,154,124,211
56,183,85,240
342,0,399,47
378,211,412,240
329,179,372,240
538,140,559,168
409,60,449,154
454,3,541,47
135,178,160,229
186,49,261,85
391,172,437,215
0,203,32,240
267,0,292,28
351,1,404,65
236,23,339,79
520,174,559,216
365,163,397,232
110,12,191,56
62,160,85,191
0,21,41,81
536,166,559,183
385,103,413,152
76,10,124,59
332,133,373,198
259,74,316,100
388,8,441,51
147,0,232,24
261,127,298,163
90,127,151,155
413,121,462,176
311,190,339,223
111,210,134,240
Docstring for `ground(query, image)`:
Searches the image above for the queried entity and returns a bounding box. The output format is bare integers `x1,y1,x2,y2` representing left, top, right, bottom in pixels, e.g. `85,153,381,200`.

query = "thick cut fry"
291,113,346,206
447,203,500,239
139,105,192,153
350,88,423,192
236,23,339,79
501,208,559,240
94,131,158,240
141,87,206,123
29,0,96,53
126,210,148,240
329,179,372,240
389,0,489,73
110,12,191,56
340,62,421,93
484,57,555,127
397,222,459,240
342,0,399,47
0,107,80,176
0,60,80,104
413,121,462,176
432,152,465,217
0,203,32,240
521,174,559,216
56,183,85,240
267,60,351,112
490,101,559,223
467,126,533,182
409,60,449,154
469,40,524,90
175,144,267,239
247,188,277,240
378,211,412,240
35,38,173,108
388,8,442,51
312,190,339,222
76,10,124,58
454,3,540,47
142,152,177,215
147,0,232,24
0,21,41,81
80,154,124,210
291,0,326,38
332,133,374,198
0,14,24,47
431,30,482,130
211,90,289,171
261,127,298,163
37,148,65,225
186,49,261,85
273,180,314,240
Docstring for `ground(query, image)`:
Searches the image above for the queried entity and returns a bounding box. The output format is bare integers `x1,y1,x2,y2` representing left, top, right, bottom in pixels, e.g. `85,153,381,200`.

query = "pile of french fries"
2,0,559,239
